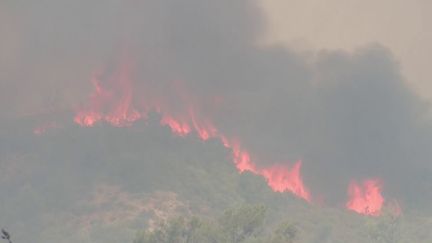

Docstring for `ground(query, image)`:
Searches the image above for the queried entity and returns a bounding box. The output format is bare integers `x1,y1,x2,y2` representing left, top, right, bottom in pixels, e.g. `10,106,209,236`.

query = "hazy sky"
1,1,431,114
261,0,432,101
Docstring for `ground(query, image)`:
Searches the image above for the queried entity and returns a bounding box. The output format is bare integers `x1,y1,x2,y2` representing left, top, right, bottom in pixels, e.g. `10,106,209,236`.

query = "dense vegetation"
1,121,432,242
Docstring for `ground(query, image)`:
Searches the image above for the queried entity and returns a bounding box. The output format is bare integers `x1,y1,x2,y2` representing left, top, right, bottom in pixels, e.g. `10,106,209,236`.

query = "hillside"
0,117,431,243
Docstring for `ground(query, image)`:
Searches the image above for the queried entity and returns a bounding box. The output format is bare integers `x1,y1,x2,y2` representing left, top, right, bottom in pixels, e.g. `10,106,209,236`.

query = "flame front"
73,64,312,202
72,61,400,209
346,179,384,216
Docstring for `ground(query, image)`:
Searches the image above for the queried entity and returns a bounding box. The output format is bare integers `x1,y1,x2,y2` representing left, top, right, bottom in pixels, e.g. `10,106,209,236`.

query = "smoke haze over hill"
1,0,432,242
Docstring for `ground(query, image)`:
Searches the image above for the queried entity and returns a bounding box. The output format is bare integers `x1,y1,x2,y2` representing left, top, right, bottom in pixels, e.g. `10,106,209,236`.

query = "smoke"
1,0,432,209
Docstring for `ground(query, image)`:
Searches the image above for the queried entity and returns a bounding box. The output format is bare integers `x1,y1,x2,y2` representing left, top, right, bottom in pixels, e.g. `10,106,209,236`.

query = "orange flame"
346,179,384,216
230,143,258,173
74,62,141,127
160,114,191,136
261,162,311,202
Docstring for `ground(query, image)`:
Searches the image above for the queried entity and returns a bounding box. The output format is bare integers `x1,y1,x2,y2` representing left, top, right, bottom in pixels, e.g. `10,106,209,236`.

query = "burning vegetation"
71,60,391,215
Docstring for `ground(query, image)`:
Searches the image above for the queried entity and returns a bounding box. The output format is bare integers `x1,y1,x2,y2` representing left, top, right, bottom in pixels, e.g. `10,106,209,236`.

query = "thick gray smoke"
1,0,432,218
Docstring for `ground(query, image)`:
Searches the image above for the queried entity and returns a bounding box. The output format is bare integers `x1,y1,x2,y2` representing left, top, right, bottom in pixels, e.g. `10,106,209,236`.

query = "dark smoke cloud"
1,0,432,208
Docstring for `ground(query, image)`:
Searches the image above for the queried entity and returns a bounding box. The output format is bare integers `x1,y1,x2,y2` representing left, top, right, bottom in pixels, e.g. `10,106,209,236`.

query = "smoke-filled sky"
262,0,432,101
1,0,432,210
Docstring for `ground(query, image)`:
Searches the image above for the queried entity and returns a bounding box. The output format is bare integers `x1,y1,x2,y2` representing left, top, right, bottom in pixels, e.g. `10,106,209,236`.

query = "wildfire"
346,179,384,216
72,61,397,211
74,63,141,127
73,63,312,202
260,162,311,202
160,114,192,136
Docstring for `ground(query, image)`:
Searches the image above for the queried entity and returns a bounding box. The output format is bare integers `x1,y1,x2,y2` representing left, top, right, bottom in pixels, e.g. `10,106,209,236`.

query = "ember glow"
73,64,312,202
33,121,59,135
346,179,384,216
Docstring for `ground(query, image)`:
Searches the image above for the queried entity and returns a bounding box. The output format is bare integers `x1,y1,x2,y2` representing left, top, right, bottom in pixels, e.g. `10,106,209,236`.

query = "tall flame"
74,63,141,127
346,179,384,216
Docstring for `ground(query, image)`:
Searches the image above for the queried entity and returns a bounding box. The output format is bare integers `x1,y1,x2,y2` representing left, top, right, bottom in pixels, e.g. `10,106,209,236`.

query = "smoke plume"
1,0,432,213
